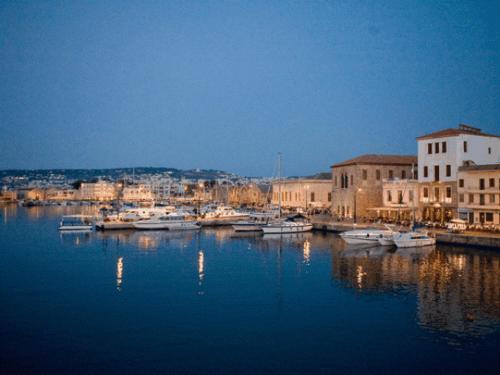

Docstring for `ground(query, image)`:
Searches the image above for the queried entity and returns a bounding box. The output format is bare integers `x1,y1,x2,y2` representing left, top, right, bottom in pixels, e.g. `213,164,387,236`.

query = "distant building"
457,163,500,226
79,181,117,201
271,179,332,211
0,189,17,202
46,188,79,201
417,124,500,222
331,154,417,220
122,184,154,202
230,184,270,207
25,188,46,201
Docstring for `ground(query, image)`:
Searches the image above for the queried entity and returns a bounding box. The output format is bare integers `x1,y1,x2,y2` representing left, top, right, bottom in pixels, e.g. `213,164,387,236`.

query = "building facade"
79,181,117,201
457,164,500,227
417,124,500,222
122,184,154,202
271,179,332,211
367,179,420,221
331,154,417,220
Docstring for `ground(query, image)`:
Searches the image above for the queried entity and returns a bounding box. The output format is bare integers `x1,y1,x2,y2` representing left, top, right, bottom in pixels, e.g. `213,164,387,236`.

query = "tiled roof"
458,163,500,172
331,154,417,168
417,125,500,140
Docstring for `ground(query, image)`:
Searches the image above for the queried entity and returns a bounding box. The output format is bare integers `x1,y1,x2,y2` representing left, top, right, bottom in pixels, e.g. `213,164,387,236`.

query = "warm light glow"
198,250,204,283
356,265,367,288
116,256,123,291
303,240,311,265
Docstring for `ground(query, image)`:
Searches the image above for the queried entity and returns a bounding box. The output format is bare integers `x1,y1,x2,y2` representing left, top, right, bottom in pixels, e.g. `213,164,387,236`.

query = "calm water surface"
1,206,499,374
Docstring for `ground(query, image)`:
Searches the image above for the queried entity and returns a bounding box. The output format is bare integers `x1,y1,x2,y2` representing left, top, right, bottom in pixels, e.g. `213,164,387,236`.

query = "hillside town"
1,124,499,231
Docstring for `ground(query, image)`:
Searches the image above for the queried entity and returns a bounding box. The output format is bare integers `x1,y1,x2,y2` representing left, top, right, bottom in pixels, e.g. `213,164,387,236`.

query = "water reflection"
332,244,500,337
116,257,123,291
303,239,311,265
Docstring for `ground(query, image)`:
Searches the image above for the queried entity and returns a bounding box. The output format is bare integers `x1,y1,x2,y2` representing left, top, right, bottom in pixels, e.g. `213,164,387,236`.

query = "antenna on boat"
278,152,282,220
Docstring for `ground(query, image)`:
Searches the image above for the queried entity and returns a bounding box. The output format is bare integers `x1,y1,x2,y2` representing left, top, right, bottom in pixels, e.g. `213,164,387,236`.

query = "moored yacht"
203,205,249,220
261,215,313,234
132,212,200,231
59,215,94,231
340,228,394,246
393,231,436,248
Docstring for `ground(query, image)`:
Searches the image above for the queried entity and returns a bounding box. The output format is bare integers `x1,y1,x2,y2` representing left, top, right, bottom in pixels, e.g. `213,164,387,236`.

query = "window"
402,170,406,179
398,191,403,204
423,187,429,198
376,169,381,180
442,142,447,153
468,194,474,204
334,176,337,187
446,187,451,198
479,194,485,205
409,191,414,202
345,174,349,188
479,178,485,190
388,170,394,179
444,165,450,177
463,141,468,152
428,143,432,154
459,194,464,203
387,191,392,202
489,178,495,188
434,187,440,200
434,165,440,181
459,179,464,188
350,175,353,186
488,147,491,154
362,169,367,180
423,166,428,178
310,192,315,202
328,192,332,202
490,194,496,204
486,212,493,222
435,142,439,153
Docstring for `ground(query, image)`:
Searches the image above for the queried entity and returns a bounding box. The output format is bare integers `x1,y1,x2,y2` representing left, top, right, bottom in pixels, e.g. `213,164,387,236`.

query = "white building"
271,179,332,211
367,179,420,221
79,181,117,201
122,183,154,202
417,124,500,221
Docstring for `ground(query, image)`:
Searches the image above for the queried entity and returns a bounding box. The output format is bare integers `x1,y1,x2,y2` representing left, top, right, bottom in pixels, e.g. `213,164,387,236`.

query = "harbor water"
1,205,499,374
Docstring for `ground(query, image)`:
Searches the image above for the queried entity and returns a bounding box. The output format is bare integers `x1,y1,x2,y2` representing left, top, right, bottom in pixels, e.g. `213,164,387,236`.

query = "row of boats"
58,204,314,235
340,226,436,248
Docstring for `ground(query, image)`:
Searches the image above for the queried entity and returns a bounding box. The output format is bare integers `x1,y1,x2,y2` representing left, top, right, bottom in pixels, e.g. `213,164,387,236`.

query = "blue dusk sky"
1,1,499,176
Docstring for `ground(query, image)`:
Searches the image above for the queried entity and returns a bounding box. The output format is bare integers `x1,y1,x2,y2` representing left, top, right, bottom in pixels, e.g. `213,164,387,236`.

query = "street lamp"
304,184,310,213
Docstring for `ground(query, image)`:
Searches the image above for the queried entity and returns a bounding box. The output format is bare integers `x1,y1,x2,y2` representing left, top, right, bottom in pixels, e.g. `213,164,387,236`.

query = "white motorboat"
58,215,93,231
203,205,249,220
393,231,436,248
132,212,200,231
378,235,396,246
340,229,394,246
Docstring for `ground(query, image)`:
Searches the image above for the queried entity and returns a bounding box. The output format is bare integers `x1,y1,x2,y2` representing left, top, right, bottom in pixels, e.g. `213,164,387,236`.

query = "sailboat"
261,153,313,235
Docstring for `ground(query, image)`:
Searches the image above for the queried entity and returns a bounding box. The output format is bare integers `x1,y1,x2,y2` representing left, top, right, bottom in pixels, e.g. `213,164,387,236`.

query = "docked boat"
132,212,200,231
232,217,270,232
262,215,313,234
203,205,249,220
340,228,394,246
393,231,436,248
58,215,93,231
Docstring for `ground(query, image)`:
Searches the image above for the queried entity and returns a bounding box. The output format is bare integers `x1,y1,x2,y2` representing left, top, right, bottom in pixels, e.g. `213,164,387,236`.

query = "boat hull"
232,223,264,232
394,238,436,248
262,223,313,234
59,225,93,231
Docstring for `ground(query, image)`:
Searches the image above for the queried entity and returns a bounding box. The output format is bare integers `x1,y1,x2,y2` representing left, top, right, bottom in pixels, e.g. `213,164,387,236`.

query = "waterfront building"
367,179,420,221
331,154,417,220
79,181,117,201
417,124,500,222
0,189,17,202
457,163,500,226
46,188,79,201
229,183,270,207
122,183,154,202
271,179,333,211
24,188,47,201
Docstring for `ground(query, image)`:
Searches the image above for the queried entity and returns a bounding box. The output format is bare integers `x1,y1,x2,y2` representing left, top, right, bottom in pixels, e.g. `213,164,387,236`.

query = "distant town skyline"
1,1,499,176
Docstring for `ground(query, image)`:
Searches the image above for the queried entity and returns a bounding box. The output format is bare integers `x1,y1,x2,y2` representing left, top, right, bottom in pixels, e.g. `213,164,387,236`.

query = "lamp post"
304,184,310,213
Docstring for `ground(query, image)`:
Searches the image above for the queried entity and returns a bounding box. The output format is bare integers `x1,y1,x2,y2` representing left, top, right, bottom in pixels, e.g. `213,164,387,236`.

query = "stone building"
417,124,500,222
122,183,154,202
79,181,117,201
229,184,270,207
331,154,417,220
457,163,500,226
271,179,332,211
368,179,420,221
46,188,79,201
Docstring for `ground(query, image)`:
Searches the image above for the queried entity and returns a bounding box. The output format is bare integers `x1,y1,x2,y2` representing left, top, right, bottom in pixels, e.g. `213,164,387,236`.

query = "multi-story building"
368,179,420,221
229,184,269,207
457,163,500,226
271,179,332,211
122,183,154,202
46,188,79,201
331,154,417,220
79,181,117,201
417,124,500,222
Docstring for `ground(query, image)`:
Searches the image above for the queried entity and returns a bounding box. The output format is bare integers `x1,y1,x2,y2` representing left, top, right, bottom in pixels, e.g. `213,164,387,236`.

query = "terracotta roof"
331,154,417,168
417,125,500,140
458,163,500,172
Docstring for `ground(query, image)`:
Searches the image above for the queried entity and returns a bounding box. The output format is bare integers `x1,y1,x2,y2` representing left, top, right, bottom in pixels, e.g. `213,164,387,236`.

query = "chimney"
458,124,481,133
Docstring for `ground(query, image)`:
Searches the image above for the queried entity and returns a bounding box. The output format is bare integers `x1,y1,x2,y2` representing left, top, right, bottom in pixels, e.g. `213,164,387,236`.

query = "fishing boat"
58,215,94,231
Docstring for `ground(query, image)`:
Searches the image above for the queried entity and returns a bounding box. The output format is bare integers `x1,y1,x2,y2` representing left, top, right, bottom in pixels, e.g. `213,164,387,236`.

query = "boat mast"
278,153,282,219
